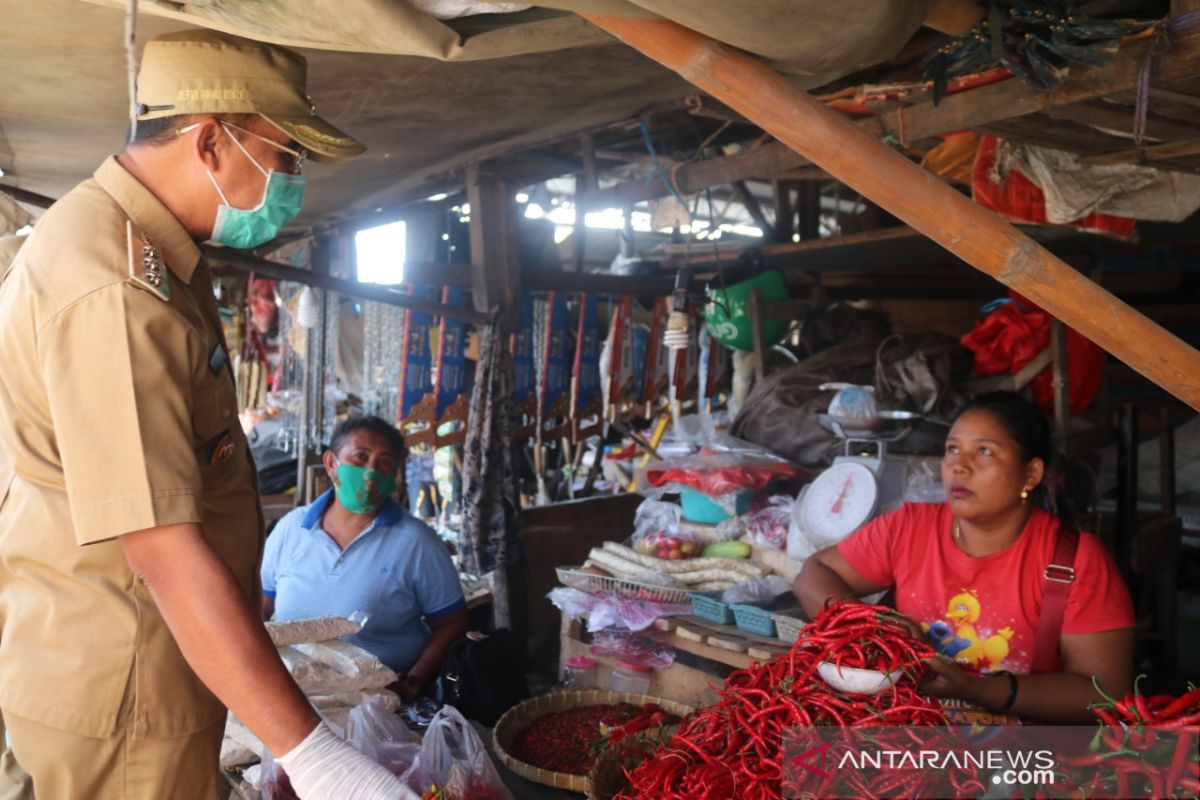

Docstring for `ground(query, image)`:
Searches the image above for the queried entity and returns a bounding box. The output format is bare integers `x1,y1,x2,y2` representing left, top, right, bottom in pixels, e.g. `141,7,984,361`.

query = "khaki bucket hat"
136,29,364,162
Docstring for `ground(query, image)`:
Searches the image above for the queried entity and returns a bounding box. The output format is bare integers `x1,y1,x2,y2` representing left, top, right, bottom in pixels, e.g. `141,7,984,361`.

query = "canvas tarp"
2,1,936,229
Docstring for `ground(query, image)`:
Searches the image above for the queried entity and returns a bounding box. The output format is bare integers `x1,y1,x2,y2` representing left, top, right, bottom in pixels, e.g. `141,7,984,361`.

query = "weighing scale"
788,407,921,559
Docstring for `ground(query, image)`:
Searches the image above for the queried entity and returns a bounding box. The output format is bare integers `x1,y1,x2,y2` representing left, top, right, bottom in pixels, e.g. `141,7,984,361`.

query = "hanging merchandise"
669,304,701,419
362,301,405,425
295,285,320,329
960,296,1104,415
642,297,670,413
604,295,636,421
536,291,571,440
973,135,1136,240
704,269,789,352
701,325,732,411
571,293,603,444
318,290,340,444
511,293,537,441
460,315,522,576
433,286,470,447
396,285,437,447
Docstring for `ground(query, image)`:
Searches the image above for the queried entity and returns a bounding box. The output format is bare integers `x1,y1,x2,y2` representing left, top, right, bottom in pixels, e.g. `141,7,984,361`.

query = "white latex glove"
277,721,418,800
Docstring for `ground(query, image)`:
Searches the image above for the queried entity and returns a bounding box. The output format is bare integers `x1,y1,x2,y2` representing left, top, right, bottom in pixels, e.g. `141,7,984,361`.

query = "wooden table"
559,611,794,708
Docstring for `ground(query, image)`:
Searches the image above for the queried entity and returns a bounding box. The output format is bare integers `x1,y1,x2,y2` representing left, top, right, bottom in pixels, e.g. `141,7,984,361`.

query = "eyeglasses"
177,120,308,175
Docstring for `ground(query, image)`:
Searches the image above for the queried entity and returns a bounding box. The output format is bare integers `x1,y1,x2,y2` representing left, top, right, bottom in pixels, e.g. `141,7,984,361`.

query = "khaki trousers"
4,710,225,800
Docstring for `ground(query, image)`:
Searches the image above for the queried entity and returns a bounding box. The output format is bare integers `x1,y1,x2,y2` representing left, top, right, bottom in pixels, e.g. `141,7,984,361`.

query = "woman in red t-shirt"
793,392,1134,723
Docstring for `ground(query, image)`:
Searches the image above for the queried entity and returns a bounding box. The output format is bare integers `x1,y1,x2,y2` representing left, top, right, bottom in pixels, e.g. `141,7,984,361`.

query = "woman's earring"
1020,488,1029,501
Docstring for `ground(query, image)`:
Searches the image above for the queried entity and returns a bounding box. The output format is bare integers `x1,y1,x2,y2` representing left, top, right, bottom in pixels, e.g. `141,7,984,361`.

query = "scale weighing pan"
817,410,921,440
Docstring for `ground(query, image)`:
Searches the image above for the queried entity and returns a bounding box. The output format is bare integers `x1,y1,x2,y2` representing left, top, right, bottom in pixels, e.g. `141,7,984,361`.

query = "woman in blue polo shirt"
262,416,468,698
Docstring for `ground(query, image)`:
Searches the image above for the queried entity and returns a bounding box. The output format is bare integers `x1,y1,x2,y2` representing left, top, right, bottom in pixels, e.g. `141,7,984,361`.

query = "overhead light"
515,191,530,203
426,192,449,202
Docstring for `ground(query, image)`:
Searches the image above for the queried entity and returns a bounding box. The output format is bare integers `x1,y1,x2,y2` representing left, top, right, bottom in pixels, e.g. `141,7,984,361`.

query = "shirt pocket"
192,384,238,470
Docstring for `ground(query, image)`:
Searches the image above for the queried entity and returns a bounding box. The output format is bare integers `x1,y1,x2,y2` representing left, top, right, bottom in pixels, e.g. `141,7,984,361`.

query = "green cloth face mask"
205,124,305,250
333,463,397,515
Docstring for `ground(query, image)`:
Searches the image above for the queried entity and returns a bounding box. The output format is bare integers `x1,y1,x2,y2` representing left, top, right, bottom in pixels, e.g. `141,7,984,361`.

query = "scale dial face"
798,461,879,544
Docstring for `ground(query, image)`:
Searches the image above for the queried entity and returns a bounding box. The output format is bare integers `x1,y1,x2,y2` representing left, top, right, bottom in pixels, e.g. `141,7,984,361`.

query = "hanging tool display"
571,293,604,444
604,295,636,422
701,326,732,411
535,291,572,440
511,292,537,441
641,297,670,416
669,303,701,419
433,285,470,448
397,284,437,447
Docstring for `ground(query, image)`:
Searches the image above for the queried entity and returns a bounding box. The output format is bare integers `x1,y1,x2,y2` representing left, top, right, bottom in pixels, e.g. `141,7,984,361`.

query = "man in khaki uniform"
0,31,414,799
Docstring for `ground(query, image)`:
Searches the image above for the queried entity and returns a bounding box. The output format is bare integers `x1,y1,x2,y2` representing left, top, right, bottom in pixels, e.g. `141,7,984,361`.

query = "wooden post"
1050,318,1069,452
466,164,520,333
466,164,522,631
573,133,598,273
749,287,766,383
731,180,772,238
772,180,794,243
579,14,1200,411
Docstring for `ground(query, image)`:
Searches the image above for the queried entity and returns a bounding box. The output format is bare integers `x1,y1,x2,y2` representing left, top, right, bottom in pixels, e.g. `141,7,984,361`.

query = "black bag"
438,629,529,726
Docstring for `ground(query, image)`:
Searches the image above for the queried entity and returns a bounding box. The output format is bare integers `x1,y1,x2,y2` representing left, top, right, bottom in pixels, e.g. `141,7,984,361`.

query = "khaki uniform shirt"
0,157,263,739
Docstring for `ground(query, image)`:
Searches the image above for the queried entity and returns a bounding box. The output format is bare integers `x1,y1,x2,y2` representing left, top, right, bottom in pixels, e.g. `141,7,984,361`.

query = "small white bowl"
817,662,904,695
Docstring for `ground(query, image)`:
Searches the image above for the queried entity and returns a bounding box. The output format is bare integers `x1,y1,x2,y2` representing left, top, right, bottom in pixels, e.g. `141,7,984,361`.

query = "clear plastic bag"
547,588,691,633
720,575,793,604
630,499,701,559
401,705,513,800
644,434,800,497
345,696,421,775
589,629,676,670
740,495,794,550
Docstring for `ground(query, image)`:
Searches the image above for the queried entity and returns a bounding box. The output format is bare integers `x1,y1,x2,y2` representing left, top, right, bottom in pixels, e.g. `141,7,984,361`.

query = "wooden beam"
584,27,1200,210
730,180,772,239
0,184,54,209
581,14,1200,409
521,269,674,296
1045,100,1200,143
573,133,598,273
923,0,986,35
1051,318,1070,450
1083,135,1200,166
466,164,520,333
772,180,794,243
204,246,489,325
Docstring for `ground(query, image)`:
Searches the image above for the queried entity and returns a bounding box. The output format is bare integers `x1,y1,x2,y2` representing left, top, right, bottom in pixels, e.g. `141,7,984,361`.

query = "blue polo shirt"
261,490,465,672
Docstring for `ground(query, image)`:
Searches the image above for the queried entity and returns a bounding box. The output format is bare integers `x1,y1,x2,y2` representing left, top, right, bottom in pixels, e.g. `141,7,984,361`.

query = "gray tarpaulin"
2,1,936,228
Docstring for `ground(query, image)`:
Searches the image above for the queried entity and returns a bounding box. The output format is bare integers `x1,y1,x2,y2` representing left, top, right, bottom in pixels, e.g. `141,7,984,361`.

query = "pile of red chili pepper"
1055,680,1200,798
511,702,679,775
615,601,964,800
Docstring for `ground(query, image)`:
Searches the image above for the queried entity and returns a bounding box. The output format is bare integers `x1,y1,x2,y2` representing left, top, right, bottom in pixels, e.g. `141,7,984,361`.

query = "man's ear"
322,450,338,484
190,116,225,172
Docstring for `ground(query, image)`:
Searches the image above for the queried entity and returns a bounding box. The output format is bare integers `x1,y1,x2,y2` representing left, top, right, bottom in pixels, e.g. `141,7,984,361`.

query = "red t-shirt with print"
837,502,1134,675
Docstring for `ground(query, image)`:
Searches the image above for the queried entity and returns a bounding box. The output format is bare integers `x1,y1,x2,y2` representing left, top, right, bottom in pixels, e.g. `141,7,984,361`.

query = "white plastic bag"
741,495,794,550
401,705,513,800
720,575,793,604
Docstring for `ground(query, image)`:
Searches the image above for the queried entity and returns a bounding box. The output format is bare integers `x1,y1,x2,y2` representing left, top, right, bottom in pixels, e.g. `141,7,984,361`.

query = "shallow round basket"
492,689,695,795
586,725,677,800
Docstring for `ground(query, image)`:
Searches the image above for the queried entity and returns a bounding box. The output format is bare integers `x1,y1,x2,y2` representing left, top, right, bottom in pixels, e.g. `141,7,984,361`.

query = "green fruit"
703,541,752,559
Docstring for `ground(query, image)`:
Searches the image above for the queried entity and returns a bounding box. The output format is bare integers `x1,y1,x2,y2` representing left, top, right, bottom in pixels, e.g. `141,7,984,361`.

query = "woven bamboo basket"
492,689,694,795
585,725,677,800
